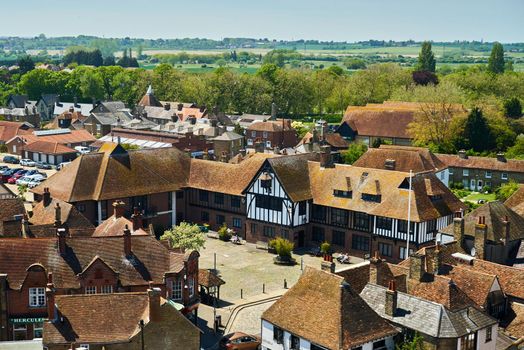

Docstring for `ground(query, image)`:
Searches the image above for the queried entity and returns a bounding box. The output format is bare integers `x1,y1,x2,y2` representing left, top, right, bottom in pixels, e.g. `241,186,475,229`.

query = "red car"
219,332,261,350
8,170,27,184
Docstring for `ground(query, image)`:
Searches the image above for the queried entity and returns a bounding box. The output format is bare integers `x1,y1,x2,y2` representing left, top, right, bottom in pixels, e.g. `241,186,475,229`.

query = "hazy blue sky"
3,0,523,42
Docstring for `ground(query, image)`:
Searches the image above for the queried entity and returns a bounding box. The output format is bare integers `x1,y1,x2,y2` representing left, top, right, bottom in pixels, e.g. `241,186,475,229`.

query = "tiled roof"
212,131,243,141
93,214,151,237
437,153,524,173
198,269,225,288
32,146,191,202
0,235,185,290
308,162,465,222
262,267,397,349
299,132,349,149
505,185,524,217
138,90,163,107
0,198,25,236
19,129,96,145
247,119,293,132
504,302,524,339
361,283,497,338
90,111,133,125
0,121,33,142
440,201,524,242
267,154,319,202
24,141,77,155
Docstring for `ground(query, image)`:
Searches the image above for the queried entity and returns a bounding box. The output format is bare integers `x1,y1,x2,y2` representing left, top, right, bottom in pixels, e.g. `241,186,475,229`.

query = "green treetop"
488,42,505,74
416,41,436,73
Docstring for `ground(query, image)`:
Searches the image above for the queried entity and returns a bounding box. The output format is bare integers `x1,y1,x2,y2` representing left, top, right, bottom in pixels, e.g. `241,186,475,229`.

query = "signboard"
9,317,47,324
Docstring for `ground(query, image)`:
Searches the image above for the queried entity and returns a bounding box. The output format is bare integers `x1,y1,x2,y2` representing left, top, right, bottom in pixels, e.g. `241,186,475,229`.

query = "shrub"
481,185,492,194
320,241,331,254
273,237,294,259
218,224,232,241
496,180,519,201
0,143,7,153
160,222,206,252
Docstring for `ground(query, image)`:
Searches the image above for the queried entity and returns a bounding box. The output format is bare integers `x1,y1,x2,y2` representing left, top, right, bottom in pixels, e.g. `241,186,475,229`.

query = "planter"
268,247,277,254
273,256,297,266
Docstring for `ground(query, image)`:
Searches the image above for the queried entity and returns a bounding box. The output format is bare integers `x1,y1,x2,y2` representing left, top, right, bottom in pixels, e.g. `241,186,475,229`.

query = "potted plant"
320,241,331,257
268,238,277,254
273,237,296,265
218,224,232,241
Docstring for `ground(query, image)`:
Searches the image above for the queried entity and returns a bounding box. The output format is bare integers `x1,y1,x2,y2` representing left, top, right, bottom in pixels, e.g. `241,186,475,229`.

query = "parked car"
74,146,90,154
20,159,36,167
219,332,261,350
35,161,53,170
0,165,9,174
27,178,44,188
2,155,19,164
56,162,71,171
16,176,34,186
20,174,46,187
8,170,28,184
1,168,21,182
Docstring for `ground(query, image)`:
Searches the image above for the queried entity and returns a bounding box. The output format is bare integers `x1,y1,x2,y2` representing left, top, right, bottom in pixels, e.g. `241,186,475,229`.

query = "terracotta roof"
308,162,465,222
262,267,397,349
337,261,407,294
0,121,33,142
32,146,191,202
440,201,524,243
247,119,293,132
198,269,225,288
93,215,150,237
17,129,96,145
0,236,186,290
504,302,524,339
29,197,95,237
0,198,25,237
437,153,524,173
138,91,163,107
299,132,349,149
24,141,77,155
45,110,87,129
505,185,524,217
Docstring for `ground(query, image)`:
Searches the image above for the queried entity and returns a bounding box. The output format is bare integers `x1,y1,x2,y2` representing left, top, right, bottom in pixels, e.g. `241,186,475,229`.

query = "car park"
2,155,19,164
1,168,21,183
35,161,53,170
27,178,44,188
20,159,36,167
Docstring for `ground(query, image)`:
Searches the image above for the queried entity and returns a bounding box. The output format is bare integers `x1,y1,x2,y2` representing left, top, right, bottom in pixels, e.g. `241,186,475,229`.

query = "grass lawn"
463,192,497,203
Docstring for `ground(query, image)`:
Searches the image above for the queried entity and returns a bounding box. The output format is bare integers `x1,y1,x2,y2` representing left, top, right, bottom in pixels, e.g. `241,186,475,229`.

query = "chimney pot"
385,279,398,317
177,103,183,111
124,224,132,256
458,149,467,159
54,202,62,227
164,103,171,111
57,228,67,256
112,200,125,218
474,217,488,259
43,187,51,207
409,253,425,281
148,283,162,322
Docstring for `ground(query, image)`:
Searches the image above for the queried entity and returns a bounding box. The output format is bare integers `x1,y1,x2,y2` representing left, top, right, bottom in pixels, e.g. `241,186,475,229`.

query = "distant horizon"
2,0,523,43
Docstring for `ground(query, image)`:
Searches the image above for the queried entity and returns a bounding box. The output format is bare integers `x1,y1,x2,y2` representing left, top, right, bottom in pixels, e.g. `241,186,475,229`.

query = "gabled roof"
93,215,150,237
198,269,225,288
16,129,96,145
54,102,93,116
37,94,59,107
138,86,163,107
504,302,524,339
361,283,497,338
505,185,524,217
0,120,34,143
262,267,397,349
32,146,191,202
437,153,524,173
247,119,293,132
7,94,29,108
212,131,243,141
299,132,349,149
24,141,77,155
440,201,524,242
89,111,133,125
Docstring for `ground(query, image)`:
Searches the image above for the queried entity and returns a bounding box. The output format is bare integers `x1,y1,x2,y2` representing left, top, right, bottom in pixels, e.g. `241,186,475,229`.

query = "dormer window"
362,193,381,203
334,190,352,198
260,171,273,193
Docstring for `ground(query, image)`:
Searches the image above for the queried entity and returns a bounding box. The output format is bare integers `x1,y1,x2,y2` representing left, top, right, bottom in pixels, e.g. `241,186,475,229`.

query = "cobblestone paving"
228,299,277,335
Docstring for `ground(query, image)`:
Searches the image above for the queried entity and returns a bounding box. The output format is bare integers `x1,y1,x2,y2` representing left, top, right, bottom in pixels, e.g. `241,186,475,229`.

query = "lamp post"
139,319,145,350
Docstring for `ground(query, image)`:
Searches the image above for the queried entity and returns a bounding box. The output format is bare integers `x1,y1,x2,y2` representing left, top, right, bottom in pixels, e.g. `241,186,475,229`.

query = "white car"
74,146,90,154
17,174,45,186
20,159,36,167
28,178,44,188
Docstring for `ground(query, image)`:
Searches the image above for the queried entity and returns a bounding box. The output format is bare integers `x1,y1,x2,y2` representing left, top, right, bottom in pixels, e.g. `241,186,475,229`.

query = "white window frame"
85,286,97,295
501,173,508,180
100,285,113,294
485,171,492,179
247,138,253,146
171,279,182,300
266,140,272,148
463,169,469,177
29,287,46,307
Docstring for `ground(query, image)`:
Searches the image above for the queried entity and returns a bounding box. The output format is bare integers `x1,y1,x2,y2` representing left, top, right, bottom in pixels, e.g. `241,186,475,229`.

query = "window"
485,327,492,342
33,322,43,338
188,276,195,297
281,229,289,239
333,189,352,198
216,215,225,226
378,242,392,257
85,286,97,295
332,230,345,246
311,345,329,350
352,234,369,251
255,195,283,211
502,173,508,180
312,205,327,222
298,201,306,215
429,194,442,202
100,285,113,294
214,193,224,205
273,326,284,344
463,169,469,176
247,138,253,146
171,279,182,300
250,223,257,234
266,141,272,148
354,212,370,231
373,339,386,350
233,218,242,228
96,124,102,134
362,193,381,202
251,131,256,137
399,247,414,260
79,345,90,350
312,226,325,242
29,287,46,307
398,220,415,234
231,196,241,208
263,226,276,238
460,333,476,350
199,190,209,202
201,211,209,222
290,335,300,350
331,208,349,226
448,168,454,175
263,131,268,138
13,324,27,341
485,171,492,178
376,217,392,230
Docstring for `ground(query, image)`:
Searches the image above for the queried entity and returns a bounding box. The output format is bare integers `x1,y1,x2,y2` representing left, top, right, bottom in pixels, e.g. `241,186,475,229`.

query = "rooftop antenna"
406,169,413,260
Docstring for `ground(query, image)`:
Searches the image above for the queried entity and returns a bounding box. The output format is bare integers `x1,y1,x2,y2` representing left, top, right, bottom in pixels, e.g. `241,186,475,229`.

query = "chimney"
164,103,171,111
131,208,142,232
254,140,265,153
199,105,206,113
68,106,74,113
220,151,229,163
57,228,67,256
474,216,487,259
503,216,511,245
54,202,62,227
73,96,78,107
433,243,443,275
177,103,183,111
496,153,506,162
273,146,280,155
123,224,132,256
409,253,425,281
21,214,29,238
385,280,398,317
453,211,464,247
458,149,467,159
210,119,218,128
369,251,382,284
43,187,51,207
147,282,162,322
46,273,56,321
112,200,125,218
239,149,246,157
320,145,333,168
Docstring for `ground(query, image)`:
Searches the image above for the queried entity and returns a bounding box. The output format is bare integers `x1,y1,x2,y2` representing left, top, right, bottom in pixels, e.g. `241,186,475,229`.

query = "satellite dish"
470,247,476,257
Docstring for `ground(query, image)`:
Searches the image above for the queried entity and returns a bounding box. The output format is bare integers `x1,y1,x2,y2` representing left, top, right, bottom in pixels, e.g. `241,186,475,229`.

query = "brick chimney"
54,202,62,227
112,200,125,218
453,211,464,247
131,207,143,232
369,251,382,285
147,282,162,323
254,140,265,153
474,216,487,259
57,228,67,256
503,216,511,246
177,103,183,111
496,153,506,162
46,273,56,321
43,187,51,207
409,253,425,281
123,225,132,256
385,280,398,317
433,243,443,275
458,150,467,159
164,103,171,111
320,145,333,168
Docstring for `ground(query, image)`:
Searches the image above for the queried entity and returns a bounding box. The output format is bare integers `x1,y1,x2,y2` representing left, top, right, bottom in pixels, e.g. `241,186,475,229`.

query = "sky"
2,0,523,42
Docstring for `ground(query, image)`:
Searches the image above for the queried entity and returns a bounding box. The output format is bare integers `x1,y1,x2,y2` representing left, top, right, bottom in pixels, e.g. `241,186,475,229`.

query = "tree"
503,97,522,119
412,70,438,86
396,332,424,350
462,108,494,152
496,180,519,201
160,222,206,252
341,143,368,164
506,134,524,159
17,55,35,74
291,121,310,139
488,42,505,74
416,41,436,73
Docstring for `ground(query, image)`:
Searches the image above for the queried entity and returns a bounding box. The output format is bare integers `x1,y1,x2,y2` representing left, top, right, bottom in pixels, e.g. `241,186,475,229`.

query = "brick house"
0,120,34,146
246,119,298,150
0,232,199,341
0,106,41,127
42,289,200,349
212,131,244,161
